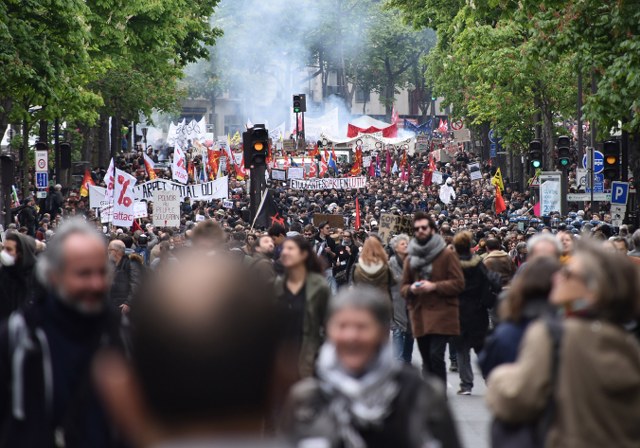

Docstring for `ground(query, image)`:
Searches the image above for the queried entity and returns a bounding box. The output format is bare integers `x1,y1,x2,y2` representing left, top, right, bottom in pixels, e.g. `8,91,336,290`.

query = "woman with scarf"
284,286,461,448
486,242,640,448
352,236,394,301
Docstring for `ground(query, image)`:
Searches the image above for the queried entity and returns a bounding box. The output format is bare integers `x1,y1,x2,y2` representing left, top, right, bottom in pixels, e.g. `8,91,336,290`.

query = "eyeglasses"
414,225,429,232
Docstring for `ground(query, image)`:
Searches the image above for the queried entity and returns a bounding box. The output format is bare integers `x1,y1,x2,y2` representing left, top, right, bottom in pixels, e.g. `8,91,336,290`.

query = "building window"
355,87,370,103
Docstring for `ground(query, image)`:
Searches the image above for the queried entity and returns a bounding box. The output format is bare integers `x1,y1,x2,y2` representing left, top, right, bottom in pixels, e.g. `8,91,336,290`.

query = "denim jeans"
416,334,449,385
392,328,414,364
452,337,473,391
324,268,337,295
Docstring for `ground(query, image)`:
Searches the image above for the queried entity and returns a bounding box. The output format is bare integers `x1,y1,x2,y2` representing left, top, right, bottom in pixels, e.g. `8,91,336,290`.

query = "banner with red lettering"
113,168,137,227
172,145,188,184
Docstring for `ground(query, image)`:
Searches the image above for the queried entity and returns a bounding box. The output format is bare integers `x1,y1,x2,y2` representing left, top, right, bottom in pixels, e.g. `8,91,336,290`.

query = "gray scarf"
316,342,401,448
408,234,447,281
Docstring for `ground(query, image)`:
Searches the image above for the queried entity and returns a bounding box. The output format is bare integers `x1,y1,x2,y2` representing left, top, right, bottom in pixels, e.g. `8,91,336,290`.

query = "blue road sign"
489,129,496,144
582,151,604,175
611,181,629,205
490,143,497,158
586,173,604,193
36,172,48,189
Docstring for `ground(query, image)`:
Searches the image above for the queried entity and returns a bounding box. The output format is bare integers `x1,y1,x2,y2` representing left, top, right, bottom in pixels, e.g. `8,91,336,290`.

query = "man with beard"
252,234,276,285
0,218,127,447
401,212,464,385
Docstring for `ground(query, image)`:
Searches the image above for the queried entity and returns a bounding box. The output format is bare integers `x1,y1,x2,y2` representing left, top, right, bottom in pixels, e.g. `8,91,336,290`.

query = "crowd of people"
1,145,639,448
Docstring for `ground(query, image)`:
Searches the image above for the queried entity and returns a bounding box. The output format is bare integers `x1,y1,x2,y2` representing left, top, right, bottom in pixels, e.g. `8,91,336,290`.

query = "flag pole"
250,188,269,230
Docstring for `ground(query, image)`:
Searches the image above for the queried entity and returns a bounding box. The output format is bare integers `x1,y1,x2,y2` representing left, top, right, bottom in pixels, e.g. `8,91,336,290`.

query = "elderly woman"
486,242,640,448
389,234,413,363
285,287,461,448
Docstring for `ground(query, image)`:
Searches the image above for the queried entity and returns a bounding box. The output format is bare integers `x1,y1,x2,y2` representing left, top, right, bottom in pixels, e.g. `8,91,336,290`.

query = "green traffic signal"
532,160,541,168
560,158,569,167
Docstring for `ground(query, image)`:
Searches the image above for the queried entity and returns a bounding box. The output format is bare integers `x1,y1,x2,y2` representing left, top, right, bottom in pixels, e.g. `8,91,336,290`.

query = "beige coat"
486,317,640,448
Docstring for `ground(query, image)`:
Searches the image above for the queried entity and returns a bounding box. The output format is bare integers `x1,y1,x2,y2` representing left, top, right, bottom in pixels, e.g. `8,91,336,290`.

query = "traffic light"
602,140,621,181
293,94,306,114
243,125,269,168
529,140,543,171
557,135,571,168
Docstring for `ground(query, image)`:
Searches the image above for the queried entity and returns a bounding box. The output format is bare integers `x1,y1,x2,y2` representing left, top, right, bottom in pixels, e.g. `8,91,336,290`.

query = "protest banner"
133,177,228,202
153,190,181,228
172,145,188,184
312,214,345,229
89,185,108,209
289,177,366,191
112,168,137,227
432,171,443,185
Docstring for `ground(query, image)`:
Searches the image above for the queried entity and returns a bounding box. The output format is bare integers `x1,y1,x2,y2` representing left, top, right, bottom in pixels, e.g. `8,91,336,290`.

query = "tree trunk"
21,120,30,196
110,115,120,158
98,113,109,167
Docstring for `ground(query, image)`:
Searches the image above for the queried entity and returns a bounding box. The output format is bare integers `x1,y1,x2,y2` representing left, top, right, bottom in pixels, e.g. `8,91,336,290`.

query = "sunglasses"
414,225,429,232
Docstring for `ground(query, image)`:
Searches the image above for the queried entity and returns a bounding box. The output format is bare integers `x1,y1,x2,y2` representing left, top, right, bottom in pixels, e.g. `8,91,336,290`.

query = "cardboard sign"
312,214,345,229
153,190,181,228
378,213,414,244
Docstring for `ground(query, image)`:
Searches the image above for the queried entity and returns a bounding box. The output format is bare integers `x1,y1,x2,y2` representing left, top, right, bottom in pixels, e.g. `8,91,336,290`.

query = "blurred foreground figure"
0,219,127,448
95,251,286,447
285,287,461,448
487,242,640,448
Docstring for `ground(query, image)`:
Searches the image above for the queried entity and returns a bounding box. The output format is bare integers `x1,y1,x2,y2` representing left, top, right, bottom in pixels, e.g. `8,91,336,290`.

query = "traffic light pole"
249,164,267,224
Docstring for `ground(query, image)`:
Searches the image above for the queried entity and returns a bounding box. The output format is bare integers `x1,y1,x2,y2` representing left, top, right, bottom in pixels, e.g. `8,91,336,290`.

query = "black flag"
253,189,284,229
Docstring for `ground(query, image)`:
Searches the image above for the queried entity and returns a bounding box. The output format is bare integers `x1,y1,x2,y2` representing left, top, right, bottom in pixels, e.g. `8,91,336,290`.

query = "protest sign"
468,162,482,181
378,213,413,243
312,214,345,229
288,167,304,180
432,171,443,185
289,177,366,191
271,169,287,181
134,201,148,219
89,185,108,209
133,177,228,202
153,191,181,228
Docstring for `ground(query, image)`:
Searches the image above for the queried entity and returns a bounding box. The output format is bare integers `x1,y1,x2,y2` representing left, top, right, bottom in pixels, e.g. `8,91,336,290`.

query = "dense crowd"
1,146,639,448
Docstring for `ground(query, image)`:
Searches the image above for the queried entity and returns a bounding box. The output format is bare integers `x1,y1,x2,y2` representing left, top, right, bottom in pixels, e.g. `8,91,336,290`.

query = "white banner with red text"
288,177,366,191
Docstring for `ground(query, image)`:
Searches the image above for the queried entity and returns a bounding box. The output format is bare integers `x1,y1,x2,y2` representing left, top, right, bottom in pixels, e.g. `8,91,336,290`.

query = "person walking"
389,234,413,364
486,242,640,448
352,236,394,301
315,221,338,294
0,232,39,320
0,219,128,448
108,239,142,314
285,287,462,448
275,235,331,378
401,212,464,385
451,231,494,395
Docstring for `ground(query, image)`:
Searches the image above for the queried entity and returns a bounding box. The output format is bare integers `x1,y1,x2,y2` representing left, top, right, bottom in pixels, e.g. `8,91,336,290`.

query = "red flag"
79,169,95,197
319,154,328,177
423,169,433,187
368,159,375,177
143,154,157,180
533,202,541,217
386,150,392,175
495,187,507,214
235,155,247,180
309,161,318,178
132,219,143,233
208,149,220,180
355,195,361,230
350,159,361,176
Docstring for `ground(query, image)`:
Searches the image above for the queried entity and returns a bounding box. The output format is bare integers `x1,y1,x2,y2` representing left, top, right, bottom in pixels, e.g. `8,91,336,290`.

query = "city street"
413,346,490,448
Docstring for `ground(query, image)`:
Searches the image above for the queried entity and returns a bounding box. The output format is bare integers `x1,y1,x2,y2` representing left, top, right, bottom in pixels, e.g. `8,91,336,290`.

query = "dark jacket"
0,292,128,448
274,272,330,378
314,235,337,270
457,254,491,346
285,365,462,448
0,234,38,321
109,255,142,307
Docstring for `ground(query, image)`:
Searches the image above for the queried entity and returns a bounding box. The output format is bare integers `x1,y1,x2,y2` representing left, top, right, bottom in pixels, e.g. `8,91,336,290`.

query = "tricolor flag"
79,169,95,197
143,153,157,180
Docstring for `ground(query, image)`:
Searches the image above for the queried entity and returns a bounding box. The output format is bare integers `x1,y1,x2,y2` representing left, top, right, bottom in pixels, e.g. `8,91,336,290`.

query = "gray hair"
631,229,640,250
526,233,562,257
390,233,410,250
328,286,391,329
35,218,107,286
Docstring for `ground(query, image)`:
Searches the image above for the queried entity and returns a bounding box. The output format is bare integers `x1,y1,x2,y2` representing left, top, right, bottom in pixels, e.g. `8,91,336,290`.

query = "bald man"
108,238,142,313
